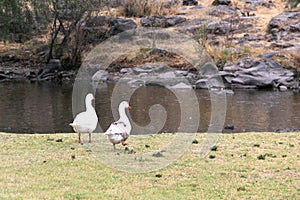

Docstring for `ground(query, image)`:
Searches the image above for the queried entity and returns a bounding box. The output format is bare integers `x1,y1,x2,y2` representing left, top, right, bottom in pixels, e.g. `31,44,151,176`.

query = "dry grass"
1,132,299,199
119,0,178,17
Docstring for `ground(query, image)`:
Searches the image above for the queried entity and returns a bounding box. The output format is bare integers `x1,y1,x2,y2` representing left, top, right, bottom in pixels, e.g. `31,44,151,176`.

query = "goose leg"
78,133,83,145
88,132,92,143
113,144,116,151
122,142,128,146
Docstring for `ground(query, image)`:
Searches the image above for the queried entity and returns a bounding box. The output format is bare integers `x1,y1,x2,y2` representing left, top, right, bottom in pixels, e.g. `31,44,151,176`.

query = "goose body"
70,93,98,144
105,101,131,151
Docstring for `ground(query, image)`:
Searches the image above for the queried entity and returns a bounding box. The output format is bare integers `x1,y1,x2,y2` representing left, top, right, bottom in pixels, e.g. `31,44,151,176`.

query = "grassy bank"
0,132,299,199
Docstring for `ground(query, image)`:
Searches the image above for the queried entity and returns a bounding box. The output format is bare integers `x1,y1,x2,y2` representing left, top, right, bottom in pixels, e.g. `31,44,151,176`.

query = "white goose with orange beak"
70,93,98,144
105,101,132,151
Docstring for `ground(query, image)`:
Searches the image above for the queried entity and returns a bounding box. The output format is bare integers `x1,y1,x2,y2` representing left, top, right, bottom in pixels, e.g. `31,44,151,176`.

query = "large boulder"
83,17,137,44
194,62,225,89
268,11,300,43
223,58,294,88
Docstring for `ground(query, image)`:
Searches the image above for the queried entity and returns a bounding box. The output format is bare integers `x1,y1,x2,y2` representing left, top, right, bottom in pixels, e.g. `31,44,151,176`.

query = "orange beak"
128,105,132,110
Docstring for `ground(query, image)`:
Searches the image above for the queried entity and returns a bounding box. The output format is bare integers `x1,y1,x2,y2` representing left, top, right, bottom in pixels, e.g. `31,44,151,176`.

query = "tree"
0,0,51,42
48,0,100,68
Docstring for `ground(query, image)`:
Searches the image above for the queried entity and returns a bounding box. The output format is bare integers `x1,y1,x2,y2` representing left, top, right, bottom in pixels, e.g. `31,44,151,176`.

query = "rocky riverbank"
0,0,299,89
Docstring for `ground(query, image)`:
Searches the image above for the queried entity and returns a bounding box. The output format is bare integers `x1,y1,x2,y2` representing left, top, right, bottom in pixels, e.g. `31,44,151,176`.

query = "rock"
158,71,177,79
258,52,279,59
175,17,210,34
271,42,295,49
212,0,232,6
207,5,237,17
37,59,62,78
131,64,169,75
194,76,225,89
279,85,288,91
141,16,186,28
188,5,204,10
231,74,274,87
84,17,137,40
120,68,132,74
92,70,109,82
290,22,300,32
183,0,198,6
268,12,300,42
223,58,294,89
224,124,234,130
206,21,232,35
175,70,188,76
108,18,137,35
243,33,264,41
199,62,219,77
162,0,181,8
85,16,110,27
166,16,187,27
120,64,192,88
168,82,192,89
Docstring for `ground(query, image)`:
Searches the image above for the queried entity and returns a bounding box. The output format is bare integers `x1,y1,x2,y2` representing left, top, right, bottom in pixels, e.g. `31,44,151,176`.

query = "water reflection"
0,82,300,133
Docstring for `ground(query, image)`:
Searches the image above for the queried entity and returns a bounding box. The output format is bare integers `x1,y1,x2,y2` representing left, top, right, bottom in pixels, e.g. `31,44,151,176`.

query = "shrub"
121,0,177,17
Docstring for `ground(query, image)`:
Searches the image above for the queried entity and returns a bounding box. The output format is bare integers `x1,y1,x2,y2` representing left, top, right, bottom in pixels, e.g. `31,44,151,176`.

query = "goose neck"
86,99,94,112
119,105,129,123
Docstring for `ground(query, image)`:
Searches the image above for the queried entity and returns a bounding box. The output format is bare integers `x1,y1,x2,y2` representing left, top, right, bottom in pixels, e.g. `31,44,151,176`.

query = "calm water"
1,81,300,133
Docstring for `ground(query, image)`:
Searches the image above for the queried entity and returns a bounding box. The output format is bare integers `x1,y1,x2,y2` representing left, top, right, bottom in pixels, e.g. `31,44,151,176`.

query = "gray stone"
208,5,236,17
206,21,232,35
158,71,178,79
212,0,232,5
290,22,300,32
199,62,219,77
183,0,198,6
37,59,62,78
268,11,300,42
222,58,294,88
131,64,169,75
92,70,109,81
279,85,288,91
175,70,188,76
120,68,133,73
141,16,186,28
168,82,192,89
194,76,225,89
108,18,137,35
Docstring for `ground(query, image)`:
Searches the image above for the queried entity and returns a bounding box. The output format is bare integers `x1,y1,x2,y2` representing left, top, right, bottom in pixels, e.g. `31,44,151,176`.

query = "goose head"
119,101,131,110
86,93,95,103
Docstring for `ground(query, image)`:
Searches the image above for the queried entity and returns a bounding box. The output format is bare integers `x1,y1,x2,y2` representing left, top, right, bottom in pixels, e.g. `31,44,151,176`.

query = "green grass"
0,132,299,199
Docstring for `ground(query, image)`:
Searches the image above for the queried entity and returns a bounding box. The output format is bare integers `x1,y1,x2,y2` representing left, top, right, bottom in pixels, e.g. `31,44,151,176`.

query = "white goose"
105,101,132,151
70,93,98,144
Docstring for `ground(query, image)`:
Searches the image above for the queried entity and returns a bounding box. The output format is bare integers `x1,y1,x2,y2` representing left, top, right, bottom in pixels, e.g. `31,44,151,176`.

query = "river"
0,81,300,133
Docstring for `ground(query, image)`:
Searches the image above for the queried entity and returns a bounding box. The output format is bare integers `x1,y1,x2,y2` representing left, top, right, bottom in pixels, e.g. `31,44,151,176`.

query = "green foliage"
291,0,300,8
0,0,51,42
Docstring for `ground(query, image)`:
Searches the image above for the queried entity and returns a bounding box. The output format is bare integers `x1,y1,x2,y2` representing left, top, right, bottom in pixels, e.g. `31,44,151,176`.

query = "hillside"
0,0,299,85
